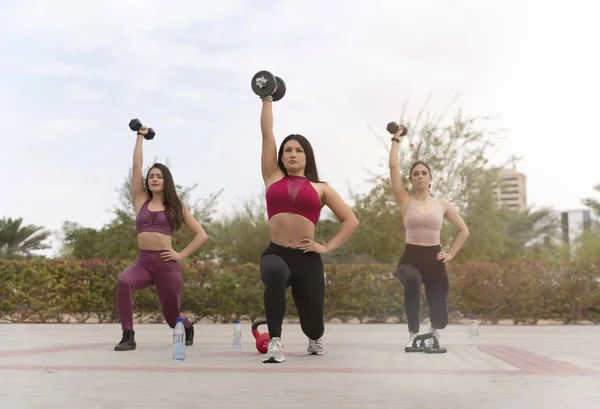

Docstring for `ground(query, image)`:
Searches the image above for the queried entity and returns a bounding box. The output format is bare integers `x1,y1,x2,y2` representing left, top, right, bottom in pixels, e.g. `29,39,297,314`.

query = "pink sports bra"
403,197,443,243
265,175,322,225
135,200,173,236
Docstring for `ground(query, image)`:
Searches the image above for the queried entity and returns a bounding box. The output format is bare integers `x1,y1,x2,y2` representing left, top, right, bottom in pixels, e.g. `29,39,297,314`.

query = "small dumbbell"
386,121,408,137
128,118,156,140
251,70,286,101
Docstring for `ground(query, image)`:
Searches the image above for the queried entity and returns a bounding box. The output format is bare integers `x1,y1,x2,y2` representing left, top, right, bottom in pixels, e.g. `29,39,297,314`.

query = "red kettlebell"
251,318,270,354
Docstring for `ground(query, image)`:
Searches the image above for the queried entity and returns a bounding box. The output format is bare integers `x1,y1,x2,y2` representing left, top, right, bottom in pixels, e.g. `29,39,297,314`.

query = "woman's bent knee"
303,323,324,340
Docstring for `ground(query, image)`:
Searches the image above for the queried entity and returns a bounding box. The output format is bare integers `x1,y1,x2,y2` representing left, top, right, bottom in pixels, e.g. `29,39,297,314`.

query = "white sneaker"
406,331,418,348
262,337,284,363
307,337,324,355
425,324,440,347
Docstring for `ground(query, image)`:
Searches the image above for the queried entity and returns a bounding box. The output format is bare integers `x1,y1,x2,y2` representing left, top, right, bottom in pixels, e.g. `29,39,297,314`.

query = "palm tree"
0,217,51,258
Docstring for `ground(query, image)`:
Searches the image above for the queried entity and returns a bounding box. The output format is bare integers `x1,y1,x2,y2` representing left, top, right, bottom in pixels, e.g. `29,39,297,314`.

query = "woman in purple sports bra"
113,124,208,352
388,124,470,352
257,87,359,364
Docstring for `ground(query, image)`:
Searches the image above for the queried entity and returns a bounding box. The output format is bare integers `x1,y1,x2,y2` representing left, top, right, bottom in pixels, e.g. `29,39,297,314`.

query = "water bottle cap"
471,316,476,320
177,317,183,322
234,320,240,324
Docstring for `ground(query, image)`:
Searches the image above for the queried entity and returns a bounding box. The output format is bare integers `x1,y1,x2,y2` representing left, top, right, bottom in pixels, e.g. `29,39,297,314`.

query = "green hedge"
1,258,599,324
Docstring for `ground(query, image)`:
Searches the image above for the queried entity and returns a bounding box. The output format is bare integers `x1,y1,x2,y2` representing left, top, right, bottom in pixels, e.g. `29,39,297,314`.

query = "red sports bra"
265,175,322,225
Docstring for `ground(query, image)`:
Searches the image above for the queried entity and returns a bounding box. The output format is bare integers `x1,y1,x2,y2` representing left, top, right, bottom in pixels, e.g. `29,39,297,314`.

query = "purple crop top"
135,200,174,236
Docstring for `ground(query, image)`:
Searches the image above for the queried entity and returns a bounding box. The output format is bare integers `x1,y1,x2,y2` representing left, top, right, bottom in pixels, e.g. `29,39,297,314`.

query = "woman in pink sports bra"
257,86,359,364
113,124,208,352
388,124,470,352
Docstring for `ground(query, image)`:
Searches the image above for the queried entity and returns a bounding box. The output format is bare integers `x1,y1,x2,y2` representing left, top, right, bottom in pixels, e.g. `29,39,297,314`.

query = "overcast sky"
1,0,599,256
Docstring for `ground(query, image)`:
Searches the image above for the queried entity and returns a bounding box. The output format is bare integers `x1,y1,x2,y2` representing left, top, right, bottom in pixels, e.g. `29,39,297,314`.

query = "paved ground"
1,322,599,408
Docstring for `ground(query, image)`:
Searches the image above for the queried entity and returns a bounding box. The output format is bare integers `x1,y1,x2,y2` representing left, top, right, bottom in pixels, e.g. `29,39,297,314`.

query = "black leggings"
396,244,449,334
260,241,325,340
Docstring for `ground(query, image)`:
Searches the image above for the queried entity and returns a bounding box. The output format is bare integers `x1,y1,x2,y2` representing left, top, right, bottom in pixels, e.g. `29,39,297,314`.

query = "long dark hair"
145,163,184,231
277,134,323,183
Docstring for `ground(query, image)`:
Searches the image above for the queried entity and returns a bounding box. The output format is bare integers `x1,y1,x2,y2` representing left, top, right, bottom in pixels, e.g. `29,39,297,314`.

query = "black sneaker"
185,323,195,346
114,329,136,351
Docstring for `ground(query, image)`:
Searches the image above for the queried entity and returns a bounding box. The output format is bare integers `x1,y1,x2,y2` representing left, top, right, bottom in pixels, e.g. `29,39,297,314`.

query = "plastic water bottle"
173,317,186,361
469,316,479,350
232,320,241,349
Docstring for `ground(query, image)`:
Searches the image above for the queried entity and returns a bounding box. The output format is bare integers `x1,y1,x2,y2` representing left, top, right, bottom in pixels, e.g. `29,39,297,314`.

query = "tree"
319,176,405,263
455,171,510,262
206,194,271,265
0,217,51,258
503,206,560,259
582,183,600,230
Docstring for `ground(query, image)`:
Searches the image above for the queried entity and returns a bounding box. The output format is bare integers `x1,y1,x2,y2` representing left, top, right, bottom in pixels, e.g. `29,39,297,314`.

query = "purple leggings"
116,250,190,330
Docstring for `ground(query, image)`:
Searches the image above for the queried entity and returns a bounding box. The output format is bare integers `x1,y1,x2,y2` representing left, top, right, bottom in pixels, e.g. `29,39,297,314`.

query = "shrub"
0,258,598,325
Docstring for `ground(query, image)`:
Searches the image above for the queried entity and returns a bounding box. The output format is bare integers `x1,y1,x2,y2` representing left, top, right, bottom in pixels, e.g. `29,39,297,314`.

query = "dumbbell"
128,118,156,140
251,70,286,101
251,318,270,354
386,121,408,137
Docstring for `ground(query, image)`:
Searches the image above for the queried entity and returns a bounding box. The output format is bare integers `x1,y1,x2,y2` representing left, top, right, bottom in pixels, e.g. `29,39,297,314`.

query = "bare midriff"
406,240,440,247
137,232,173,251
268,213,316,248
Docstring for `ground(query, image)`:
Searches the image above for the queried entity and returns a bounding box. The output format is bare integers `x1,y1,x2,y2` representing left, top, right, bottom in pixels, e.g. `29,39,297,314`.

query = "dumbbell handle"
137,127,155,138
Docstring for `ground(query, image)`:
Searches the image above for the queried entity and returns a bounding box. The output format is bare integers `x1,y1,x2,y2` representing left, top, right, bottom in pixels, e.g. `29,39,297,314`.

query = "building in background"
552,208,594,244
493,164,527,212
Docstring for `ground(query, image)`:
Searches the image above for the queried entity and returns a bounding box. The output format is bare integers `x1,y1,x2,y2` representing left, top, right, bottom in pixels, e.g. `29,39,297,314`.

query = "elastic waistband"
139,249,167,254
402,243,442,259
405,243,441,251
265,241,302,254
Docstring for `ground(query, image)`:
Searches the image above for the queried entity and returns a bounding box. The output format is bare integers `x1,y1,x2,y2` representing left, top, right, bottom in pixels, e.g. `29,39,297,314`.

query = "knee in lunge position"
426,289,449,331
300,319,325,342
294,295,325,356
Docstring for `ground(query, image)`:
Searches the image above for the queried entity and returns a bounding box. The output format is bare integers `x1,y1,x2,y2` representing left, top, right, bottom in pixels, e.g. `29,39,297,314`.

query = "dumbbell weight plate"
129,118,142,132
272,76,286,101
386,122,408,137
386,122,399,134
251,70,277,98
144,128,156,140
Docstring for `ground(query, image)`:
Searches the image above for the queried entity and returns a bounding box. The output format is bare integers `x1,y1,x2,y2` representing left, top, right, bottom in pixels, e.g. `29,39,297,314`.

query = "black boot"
185,323,195,346
114,329,136,351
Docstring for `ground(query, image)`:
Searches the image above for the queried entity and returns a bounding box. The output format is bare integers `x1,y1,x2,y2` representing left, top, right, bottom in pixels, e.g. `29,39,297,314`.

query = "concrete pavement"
1,323,599,408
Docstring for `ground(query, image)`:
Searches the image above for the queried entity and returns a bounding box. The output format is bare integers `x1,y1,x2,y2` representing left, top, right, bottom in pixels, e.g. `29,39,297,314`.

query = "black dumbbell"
128,118,156,140
251,70,286,101
386,121,408,137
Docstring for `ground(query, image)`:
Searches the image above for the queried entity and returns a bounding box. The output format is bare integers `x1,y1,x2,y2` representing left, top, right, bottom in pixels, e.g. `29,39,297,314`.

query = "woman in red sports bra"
257,87,359,364
388,124,470,352
113,124,208,352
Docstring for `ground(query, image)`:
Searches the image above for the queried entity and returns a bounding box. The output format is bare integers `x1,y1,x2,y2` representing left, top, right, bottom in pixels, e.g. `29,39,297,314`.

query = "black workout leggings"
260,241,325,340
396,244,449,334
